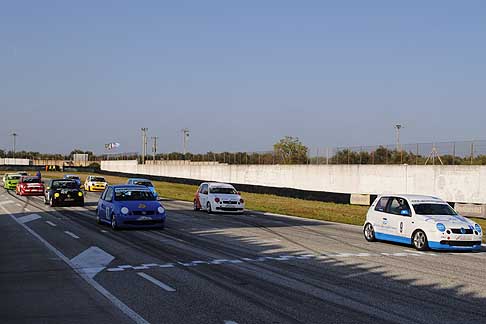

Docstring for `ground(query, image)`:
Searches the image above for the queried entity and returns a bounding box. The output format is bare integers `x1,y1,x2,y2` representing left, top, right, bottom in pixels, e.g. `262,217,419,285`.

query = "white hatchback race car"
194,182,245,213
363,195,483,251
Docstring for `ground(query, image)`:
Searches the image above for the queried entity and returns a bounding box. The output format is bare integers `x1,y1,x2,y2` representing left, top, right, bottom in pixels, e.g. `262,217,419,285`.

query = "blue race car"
63,174,82,188
96,185,166,230
126,178,158,199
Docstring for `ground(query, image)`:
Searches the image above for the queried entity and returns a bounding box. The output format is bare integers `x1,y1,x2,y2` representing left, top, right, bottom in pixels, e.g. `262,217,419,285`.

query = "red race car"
16,176,45,196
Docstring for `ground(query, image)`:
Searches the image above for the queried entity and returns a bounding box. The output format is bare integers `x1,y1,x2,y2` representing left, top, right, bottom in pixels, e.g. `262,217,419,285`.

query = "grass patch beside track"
2,170,485,241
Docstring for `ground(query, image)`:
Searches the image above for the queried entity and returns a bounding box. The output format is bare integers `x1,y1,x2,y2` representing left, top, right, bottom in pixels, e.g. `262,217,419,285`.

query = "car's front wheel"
363,223,376,242
207,202,212,214
412,230,429,251
111,215,118,230
49,197,55,207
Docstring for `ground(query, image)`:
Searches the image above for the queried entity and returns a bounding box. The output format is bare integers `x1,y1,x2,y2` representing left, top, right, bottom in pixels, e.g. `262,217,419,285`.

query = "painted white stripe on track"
18,214,41,224
0,205,149,324
46,221,57,227
137,272,176,292
224,321,239,324
64,231,80,239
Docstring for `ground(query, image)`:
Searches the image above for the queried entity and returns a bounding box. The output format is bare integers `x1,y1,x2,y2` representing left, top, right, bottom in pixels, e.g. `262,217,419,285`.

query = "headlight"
54,193,60,198
78,192,83,197
158,206,165,214
475,224,482,233
121,207,129,215
436,223,446,232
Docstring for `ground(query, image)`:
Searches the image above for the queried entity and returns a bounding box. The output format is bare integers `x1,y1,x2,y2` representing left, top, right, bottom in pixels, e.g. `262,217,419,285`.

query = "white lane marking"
101,230,108,233
18,214,42,224
71,246,115,279
46,221,57,227
64,231,80,239
16,203,23,207
0,201,15,206
137,272,176,292
24,208,31,212
224,321,239,324
0,205,149,324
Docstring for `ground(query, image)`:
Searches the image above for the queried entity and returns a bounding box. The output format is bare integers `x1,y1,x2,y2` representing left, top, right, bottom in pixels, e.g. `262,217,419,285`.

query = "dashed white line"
101,230,108,233
18,214,42,224
224,321,239,324
24,208,32,212
137,272,176,292
344,271,369,279
64,231,80,239
46,221,57,227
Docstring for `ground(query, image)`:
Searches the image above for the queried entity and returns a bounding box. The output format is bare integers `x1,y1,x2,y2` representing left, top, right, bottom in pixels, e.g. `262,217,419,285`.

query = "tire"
44,195,49,205
193,200,200,211
363,223,376,242
111,214,118,230
95,209,102,225
207,202,212,214
49,198,55,207
412,230,429,251
78,201,85,207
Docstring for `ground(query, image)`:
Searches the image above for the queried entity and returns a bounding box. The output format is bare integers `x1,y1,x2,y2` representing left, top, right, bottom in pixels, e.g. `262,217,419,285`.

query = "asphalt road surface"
1,187,486,324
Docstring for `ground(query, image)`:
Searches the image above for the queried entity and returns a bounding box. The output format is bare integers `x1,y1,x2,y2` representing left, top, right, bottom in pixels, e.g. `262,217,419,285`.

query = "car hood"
115,200,161,210
210,194,241,200
419,214,474,227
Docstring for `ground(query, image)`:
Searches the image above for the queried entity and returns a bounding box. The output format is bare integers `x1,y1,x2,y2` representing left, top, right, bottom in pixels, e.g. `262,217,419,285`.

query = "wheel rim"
111,216,116,229
207,203,211,212
365,224,374,240
414,232,425,248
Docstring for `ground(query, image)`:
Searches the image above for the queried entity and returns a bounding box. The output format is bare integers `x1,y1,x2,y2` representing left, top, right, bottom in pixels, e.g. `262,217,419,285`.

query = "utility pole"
151,136,158,162
394,124,403,163
11,132,18,158
182,128,190,157
141,128,148,164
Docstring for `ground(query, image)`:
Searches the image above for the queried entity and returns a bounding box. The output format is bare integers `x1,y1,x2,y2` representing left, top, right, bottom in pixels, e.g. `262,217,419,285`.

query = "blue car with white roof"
96,185,166,230
127,178,158,199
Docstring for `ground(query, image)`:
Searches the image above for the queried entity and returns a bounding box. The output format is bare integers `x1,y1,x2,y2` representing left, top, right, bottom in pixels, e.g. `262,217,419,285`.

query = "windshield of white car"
413,203,457,216
8,175,21,180
114,189,155,201
91,177,105,182
210,187,237,194
133,181,153,187
52,181,77,189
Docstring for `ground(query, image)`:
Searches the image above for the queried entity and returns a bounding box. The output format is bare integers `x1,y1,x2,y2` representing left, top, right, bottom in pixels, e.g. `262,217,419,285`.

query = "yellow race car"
84,175,108,192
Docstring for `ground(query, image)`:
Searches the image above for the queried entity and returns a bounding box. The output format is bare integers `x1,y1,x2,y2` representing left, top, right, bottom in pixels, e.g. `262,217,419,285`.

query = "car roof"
378,194,445,203
128,178,151,182
111,184,148,189
207,182,235,188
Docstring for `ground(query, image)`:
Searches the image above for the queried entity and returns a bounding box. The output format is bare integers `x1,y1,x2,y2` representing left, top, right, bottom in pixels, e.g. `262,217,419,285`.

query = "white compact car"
194,182,245,213
84,175,108,192
363,195,482,251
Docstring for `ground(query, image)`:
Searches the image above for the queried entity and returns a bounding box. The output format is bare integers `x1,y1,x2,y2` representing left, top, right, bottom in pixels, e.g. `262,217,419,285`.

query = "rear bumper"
52,197,84,206
20,190,44,196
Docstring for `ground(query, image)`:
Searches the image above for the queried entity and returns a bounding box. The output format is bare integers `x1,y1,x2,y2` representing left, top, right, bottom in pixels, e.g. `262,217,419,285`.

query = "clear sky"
2,0,485,154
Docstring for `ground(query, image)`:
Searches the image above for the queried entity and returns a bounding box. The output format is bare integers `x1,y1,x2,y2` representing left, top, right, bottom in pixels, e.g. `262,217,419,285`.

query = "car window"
91,177,105,182
100,188,107,200
209,187,237,194
413,203,457,216
114,188,155,201
51,180,77,189
105,188,114,201
374,197,390,212
200,184,209,195
386,197,411,216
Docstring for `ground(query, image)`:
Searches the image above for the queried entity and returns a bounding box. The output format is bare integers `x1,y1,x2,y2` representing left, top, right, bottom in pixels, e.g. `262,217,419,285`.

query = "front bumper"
429,240,482,251
117,214,166,228
88,186,106,192
4,183,17,190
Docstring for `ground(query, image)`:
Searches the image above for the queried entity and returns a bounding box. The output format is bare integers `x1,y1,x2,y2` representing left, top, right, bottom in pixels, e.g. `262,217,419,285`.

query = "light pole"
394,124,403,163
141,128,148,164
11,132,18,158
151,136,158,162
182,128,190,157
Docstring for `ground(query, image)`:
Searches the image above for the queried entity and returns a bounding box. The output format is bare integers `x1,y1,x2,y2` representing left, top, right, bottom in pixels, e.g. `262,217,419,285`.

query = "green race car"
4,174,22,190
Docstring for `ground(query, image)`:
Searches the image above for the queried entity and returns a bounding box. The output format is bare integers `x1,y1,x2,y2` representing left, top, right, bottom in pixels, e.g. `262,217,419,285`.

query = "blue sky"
1,1,485,154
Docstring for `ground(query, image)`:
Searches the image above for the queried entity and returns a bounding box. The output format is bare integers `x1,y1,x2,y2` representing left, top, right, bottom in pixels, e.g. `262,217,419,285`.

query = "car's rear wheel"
207,202,212,214
364,223,376,242
412,230,429,251
44,195,49,205
193,200,200,211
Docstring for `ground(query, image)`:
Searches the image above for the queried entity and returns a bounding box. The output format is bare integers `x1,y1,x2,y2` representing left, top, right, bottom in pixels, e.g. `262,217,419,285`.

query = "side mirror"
400,209,410,216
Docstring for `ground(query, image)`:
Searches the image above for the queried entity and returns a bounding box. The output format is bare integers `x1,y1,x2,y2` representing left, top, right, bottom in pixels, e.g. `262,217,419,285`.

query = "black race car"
44,179,84,207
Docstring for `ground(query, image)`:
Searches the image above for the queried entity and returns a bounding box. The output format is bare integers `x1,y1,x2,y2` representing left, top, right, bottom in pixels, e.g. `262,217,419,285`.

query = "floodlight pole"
152,136,158,162
141,128,148,164
11,132,18,158
182,128,190,156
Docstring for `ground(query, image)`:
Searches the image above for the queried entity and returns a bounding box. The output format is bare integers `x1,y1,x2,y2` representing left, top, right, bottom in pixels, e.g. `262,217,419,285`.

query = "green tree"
273,136,308,164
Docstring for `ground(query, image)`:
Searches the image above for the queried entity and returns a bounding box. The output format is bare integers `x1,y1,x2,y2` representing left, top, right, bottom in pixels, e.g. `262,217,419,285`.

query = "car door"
199,184,209,209
100,187,114,221
372,196,393,235
385,197,412,241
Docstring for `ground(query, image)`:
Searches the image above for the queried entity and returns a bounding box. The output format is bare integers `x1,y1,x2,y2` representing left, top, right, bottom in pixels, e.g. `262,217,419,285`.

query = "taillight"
240,199,244,203
215,197,220,203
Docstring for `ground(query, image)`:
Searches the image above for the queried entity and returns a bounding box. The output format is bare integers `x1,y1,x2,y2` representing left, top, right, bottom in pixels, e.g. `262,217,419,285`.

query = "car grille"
216,207,244,211
451,228,474,234
124,219,163,225
222,201,238,204
132,210,156,216
439,240,481,247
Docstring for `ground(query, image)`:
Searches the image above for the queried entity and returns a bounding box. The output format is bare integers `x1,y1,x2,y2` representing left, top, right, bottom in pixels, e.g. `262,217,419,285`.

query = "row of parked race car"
2,173,246,230
2,172,483,251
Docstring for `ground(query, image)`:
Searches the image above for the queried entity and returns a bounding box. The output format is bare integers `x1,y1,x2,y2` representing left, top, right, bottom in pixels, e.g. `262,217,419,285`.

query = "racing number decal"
400,221,404,234
106,207,110,220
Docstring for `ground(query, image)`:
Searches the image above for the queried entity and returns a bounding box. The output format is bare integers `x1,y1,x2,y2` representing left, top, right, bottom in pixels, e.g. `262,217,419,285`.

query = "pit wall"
101,160,486,216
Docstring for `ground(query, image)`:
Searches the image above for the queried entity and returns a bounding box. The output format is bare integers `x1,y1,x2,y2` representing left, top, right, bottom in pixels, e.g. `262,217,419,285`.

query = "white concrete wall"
101,160,486,204
0,158,30,166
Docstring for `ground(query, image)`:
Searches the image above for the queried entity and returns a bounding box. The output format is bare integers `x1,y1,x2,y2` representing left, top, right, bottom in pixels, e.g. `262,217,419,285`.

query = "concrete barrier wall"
101,160,486,204
0,158,30,166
